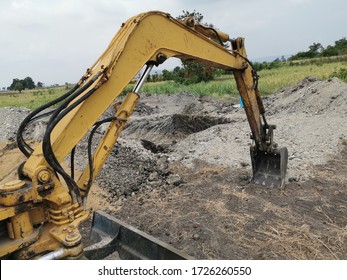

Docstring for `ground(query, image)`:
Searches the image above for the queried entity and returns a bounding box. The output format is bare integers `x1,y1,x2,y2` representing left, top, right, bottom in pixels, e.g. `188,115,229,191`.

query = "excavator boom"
0,11,288,259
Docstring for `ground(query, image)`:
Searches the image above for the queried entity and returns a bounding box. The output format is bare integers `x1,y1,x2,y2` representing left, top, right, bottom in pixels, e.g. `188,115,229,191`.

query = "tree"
289,37,347,60
175,10,219,84
9,77,35,90
162,69,173,81
172,66,184,83
14,82,24,93
322,45,339,57
309,43,323,53
10,78,20,90
181,60,215,84
23,77,35,89
334,37,347,55
176,10,204,22
37,81,44,88
334,38,347,50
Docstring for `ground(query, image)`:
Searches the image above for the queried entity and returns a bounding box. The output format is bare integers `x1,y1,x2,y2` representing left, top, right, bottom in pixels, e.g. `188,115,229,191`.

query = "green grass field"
1,61,346,109
256,62,347,94
0,86,68,109
124,61,347,99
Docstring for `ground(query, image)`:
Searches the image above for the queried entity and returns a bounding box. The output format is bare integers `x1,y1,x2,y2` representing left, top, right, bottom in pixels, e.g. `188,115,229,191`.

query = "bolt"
156,53,167,65
37,170,51,183
65,232,80,243
186,18,195,27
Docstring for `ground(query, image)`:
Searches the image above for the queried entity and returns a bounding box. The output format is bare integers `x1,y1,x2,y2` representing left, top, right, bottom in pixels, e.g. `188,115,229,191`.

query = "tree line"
8,77,43,92
252,37,347,71
289,38,347,60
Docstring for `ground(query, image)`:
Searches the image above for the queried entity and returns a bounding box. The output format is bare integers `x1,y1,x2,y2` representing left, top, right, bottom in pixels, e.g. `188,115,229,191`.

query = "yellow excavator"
0,11,288,259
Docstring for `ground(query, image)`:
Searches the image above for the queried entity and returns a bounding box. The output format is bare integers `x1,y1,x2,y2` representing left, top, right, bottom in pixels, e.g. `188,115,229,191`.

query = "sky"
0,0,346,88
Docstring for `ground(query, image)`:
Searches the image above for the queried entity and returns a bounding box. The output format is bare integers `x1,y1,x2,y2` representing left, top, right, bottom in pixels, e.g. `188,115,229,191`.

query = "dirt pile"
0,107,30,141
0,107,52,143
263,77,347,181
90,139,183,207
265,77,347,116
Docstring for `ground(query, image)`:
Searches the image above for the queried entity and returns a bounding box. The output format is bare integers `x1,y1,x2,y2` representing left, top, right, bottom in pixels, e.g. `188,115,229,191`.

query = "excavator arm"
0,11,287,259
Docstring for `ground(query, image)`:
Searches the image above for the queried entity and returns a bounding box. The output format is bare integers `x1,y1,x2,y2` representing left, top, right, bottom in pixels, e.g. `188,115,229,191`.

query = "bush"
322,46,339,57
329,68,347,82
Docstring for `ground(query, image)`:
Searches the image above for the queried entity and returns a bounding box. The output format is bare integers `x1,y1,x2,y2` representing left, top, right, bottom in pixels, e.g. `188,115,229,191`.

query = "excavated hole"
124,114,233,142
170,114,232,135
140,139,171,154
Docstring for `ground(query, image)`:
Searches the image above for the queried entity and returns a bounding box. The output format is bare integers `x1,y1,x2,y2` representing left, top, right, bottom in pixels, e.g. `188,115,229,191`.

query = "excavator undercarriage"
0,11,288,259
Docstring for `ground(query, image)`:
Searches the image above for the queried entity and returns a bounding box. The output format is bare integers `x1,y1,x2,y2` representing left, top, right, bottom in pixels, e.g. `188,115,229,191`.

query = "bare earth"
0,77,346,259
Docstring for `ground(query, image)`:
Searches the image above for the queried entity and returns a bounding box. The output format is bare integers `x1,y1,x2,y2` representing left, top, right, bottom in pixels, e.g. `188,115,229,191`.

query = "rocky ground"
0,77,346,259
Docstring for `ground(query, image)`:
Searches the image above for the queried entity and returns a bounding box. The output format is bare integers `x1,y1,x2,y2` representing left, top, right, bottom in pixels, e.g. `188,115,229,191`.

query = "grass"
126,61,346,96
141,79,238,97
257,62,347,94
0,86,67,109
1,61,346,109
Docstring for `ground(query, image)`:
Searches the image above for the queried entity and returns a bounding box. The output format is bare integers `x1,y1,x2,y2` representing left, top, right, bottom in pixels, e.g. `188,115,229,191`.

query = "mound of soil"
265,77,347,116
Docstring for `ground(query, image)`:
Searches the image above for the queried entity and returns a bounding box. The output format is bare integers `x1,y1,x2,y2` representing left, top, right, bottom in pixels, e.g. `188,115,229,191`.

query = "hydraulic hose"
17,83,81,157
42,72,103,203
84,117,117,203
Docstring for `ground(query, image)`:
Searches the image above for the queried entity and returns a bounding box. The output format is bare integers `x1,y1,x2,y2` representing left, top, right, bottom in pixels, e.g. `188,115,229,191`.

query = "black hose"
21,109,57,154
231,50,259,90
84,117,117,200
27,109,56,124
42,72,102,203
43,89,97,203
70,146,76,180
198,25,224,46
17,83,81,157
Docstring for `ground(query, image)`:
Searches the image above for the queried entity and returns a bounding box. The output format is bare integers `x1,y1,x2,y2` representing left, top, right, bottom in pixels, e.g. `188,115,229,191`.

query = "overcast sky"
0,0,346,88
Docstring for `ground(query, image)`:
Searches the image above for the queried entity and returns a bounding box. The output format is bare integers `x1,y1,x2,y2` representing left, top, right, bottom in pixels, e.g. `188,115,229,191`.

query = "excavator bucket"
84,211,192,260
250,146,288,188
